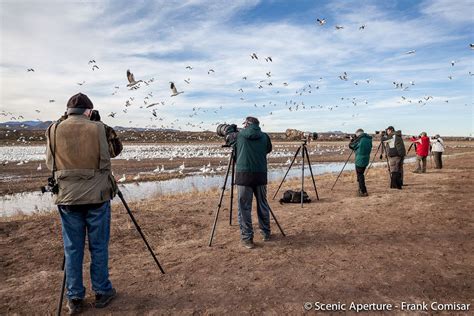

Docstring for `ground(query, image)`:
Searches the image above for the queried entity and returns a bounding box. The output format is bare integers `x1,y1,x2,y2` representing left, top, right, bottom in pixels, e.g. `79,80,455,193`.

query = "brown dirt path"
1,153,473,314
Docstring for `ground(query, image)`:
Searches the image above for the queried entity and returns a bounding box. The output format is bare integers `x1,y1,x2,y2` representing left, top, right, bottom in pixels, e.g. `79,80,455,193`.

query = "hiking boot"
241,239,255,249
262,234,271,242
359,192,368,197
95,288,117,309
67,299,83,315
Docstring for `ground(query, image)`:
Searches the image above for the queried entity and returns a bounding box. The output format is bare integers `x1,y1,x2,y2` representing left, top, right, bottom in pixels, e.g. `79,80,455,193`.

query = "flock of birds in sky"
1,17,474,134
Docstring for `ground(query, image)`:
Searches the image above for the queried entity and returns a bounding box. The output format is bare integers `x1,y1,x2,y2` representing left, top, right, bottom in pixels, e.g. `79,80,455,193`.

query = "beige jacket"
45,115,118,205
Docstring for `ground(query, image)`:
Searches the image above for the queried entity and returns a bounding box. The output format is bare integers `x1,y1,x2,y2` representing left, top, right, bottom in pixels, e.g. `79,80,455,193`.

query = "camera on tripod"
302,132,318,143
41,176,59,194
216,123,240,147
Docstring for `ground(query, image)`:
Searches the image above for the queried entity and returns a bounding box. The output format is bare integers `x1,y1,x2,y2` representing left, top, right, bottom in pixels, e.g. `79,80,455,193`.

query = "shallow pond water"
1,158,413,217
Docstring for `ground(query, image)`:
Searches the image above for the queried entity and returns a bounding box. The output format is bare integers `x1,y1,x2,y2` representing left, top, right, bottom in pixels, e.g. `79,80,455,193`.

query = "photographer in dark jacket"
349,129,372,197
232,116,272,249
381,126,406,189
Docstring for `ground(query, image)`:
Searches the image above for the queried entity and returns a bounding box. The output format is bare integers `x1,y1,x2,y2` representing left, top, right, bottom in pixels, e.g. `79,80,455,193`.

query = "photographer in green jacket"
349,129,373,197
231,116,272,249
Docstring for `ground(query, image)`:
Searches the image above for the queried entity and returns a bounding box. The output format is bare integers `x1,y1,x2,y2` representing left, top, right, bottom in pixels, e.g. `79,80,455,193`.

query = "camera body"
216,124,240,147
303,132,318,141
375,130,386,136
90,110,101,122
41,176,59,194
285,129,318,142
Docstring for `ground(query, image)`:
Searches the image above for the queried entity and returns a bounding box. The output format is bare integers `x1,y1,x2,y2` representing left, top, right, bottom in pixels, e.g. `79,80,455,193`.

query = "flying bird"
250,53,258,60
335,25,344,30
170,82,183,96
49,99,55,103
265,56,272,62
184,78,190,84
108,112,116,118
316,18,326,26
185,66,193,70
405,50,416,55
27,68,35,72
208,69,215,74
77,81,85,86
92,65,99,71
126,69,143,87
470,43,474,49
359,24,366,30
88,60,96,64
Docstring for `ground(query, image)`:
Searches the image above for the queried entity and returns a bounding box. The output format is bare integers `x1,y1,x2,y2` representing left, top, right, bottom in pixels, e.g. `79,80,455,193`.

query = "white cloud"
0,0,473,135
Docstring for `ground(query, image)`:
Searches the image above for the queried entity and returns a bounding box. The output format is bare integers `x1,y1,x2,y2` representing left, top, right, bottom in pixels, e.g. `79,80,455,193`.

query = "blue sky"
0,0,473,136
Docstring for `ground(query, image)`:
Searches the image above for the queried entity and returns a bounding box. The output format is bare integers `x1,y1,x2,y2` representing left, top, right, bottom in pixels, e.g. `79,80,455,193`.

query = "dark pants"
356,166,367,193
433,152,443,169
237,185,271,241
388,156,403,189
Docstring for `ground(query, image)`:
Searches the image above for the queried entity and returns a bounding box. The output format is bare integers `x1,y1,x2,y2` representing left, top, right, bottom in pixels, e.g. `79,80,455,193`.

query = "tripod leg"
331,150,353,191
304,146,320,200
272,146,301,200
208,154,232,246
117,191,165,274
301,144,305,208
56,255,66,316
229,156,235,226
269,208,286,236
383,144,391,174
365,142,381,176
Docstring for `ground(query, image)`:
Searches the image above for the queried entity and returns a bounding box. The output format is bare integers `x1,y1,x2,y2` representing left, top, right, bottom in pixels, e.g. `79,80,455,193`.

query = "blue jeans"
59,201,113,300
237,185,271,241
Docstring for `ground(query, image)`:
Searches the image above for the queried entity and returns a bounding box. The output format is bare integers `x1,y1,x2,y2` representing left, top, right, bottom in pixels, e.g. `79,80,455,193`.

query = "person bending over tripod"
349,129,372,197
410,132,430,173
381,126,406,189
46,93,120,314
229,116,272,249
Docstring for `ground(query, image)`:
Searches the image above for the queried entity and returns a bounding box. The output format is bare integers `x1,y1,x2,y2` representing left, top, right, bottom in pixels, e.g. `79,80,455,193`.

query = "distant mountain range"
0,121,348,134
0,120,182,132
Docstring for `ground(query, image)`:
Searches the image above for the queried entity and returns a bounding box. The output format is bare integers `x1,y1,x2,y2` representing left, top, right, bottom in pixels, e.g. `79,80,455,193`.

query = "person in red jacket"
410,132,430,173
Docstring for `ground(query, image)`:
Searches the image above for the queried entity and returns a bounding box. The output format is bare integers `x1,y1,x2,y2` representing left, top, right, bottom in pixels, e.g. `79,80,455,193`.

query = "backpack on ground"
279,190,311,204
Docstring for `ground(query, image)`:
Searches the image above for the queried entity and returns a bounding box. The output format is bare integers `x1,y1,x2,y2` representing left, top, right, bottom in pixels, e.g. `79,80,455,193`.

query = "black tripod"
365,141,391,176
330,149,354,190
272,139,320,208
57,190,165,315
208,147,285,247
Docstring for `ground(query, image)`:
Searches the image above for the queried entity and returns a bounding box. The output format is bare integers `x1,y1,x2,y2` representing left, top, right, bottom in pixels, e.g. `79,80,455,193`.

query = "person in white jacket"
430,134,445,169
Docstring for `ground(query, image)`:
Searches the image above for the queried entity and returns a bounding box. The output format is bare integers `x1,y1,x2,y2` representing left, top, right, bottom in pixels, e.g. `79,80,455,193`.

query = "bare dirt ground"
1,152,473,315
1,140,473,195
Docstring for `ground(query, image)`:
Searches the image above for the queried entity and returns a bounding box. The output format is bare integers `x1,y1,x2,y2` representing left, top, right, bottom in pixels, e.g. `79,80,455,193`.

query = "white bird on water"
132,173,141,181
118,174,126,183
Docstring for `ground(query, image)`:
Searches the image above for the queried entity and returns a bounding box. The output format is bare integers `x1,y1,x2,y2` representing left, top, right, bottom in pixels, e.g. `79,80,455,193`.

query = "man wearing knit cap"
233,116,273,249
45,93,118,314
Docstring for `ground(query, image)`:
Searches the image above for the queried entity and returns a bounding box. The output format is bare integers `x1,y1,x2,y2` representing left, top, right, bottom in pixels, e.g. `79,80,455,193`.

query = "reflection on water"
1,158,415,217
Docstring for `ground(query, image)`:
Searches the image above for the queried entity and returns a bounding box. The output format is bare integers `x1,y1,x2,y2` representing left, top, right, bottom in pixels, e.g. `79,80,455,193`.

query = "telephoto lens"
303,132,318,140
